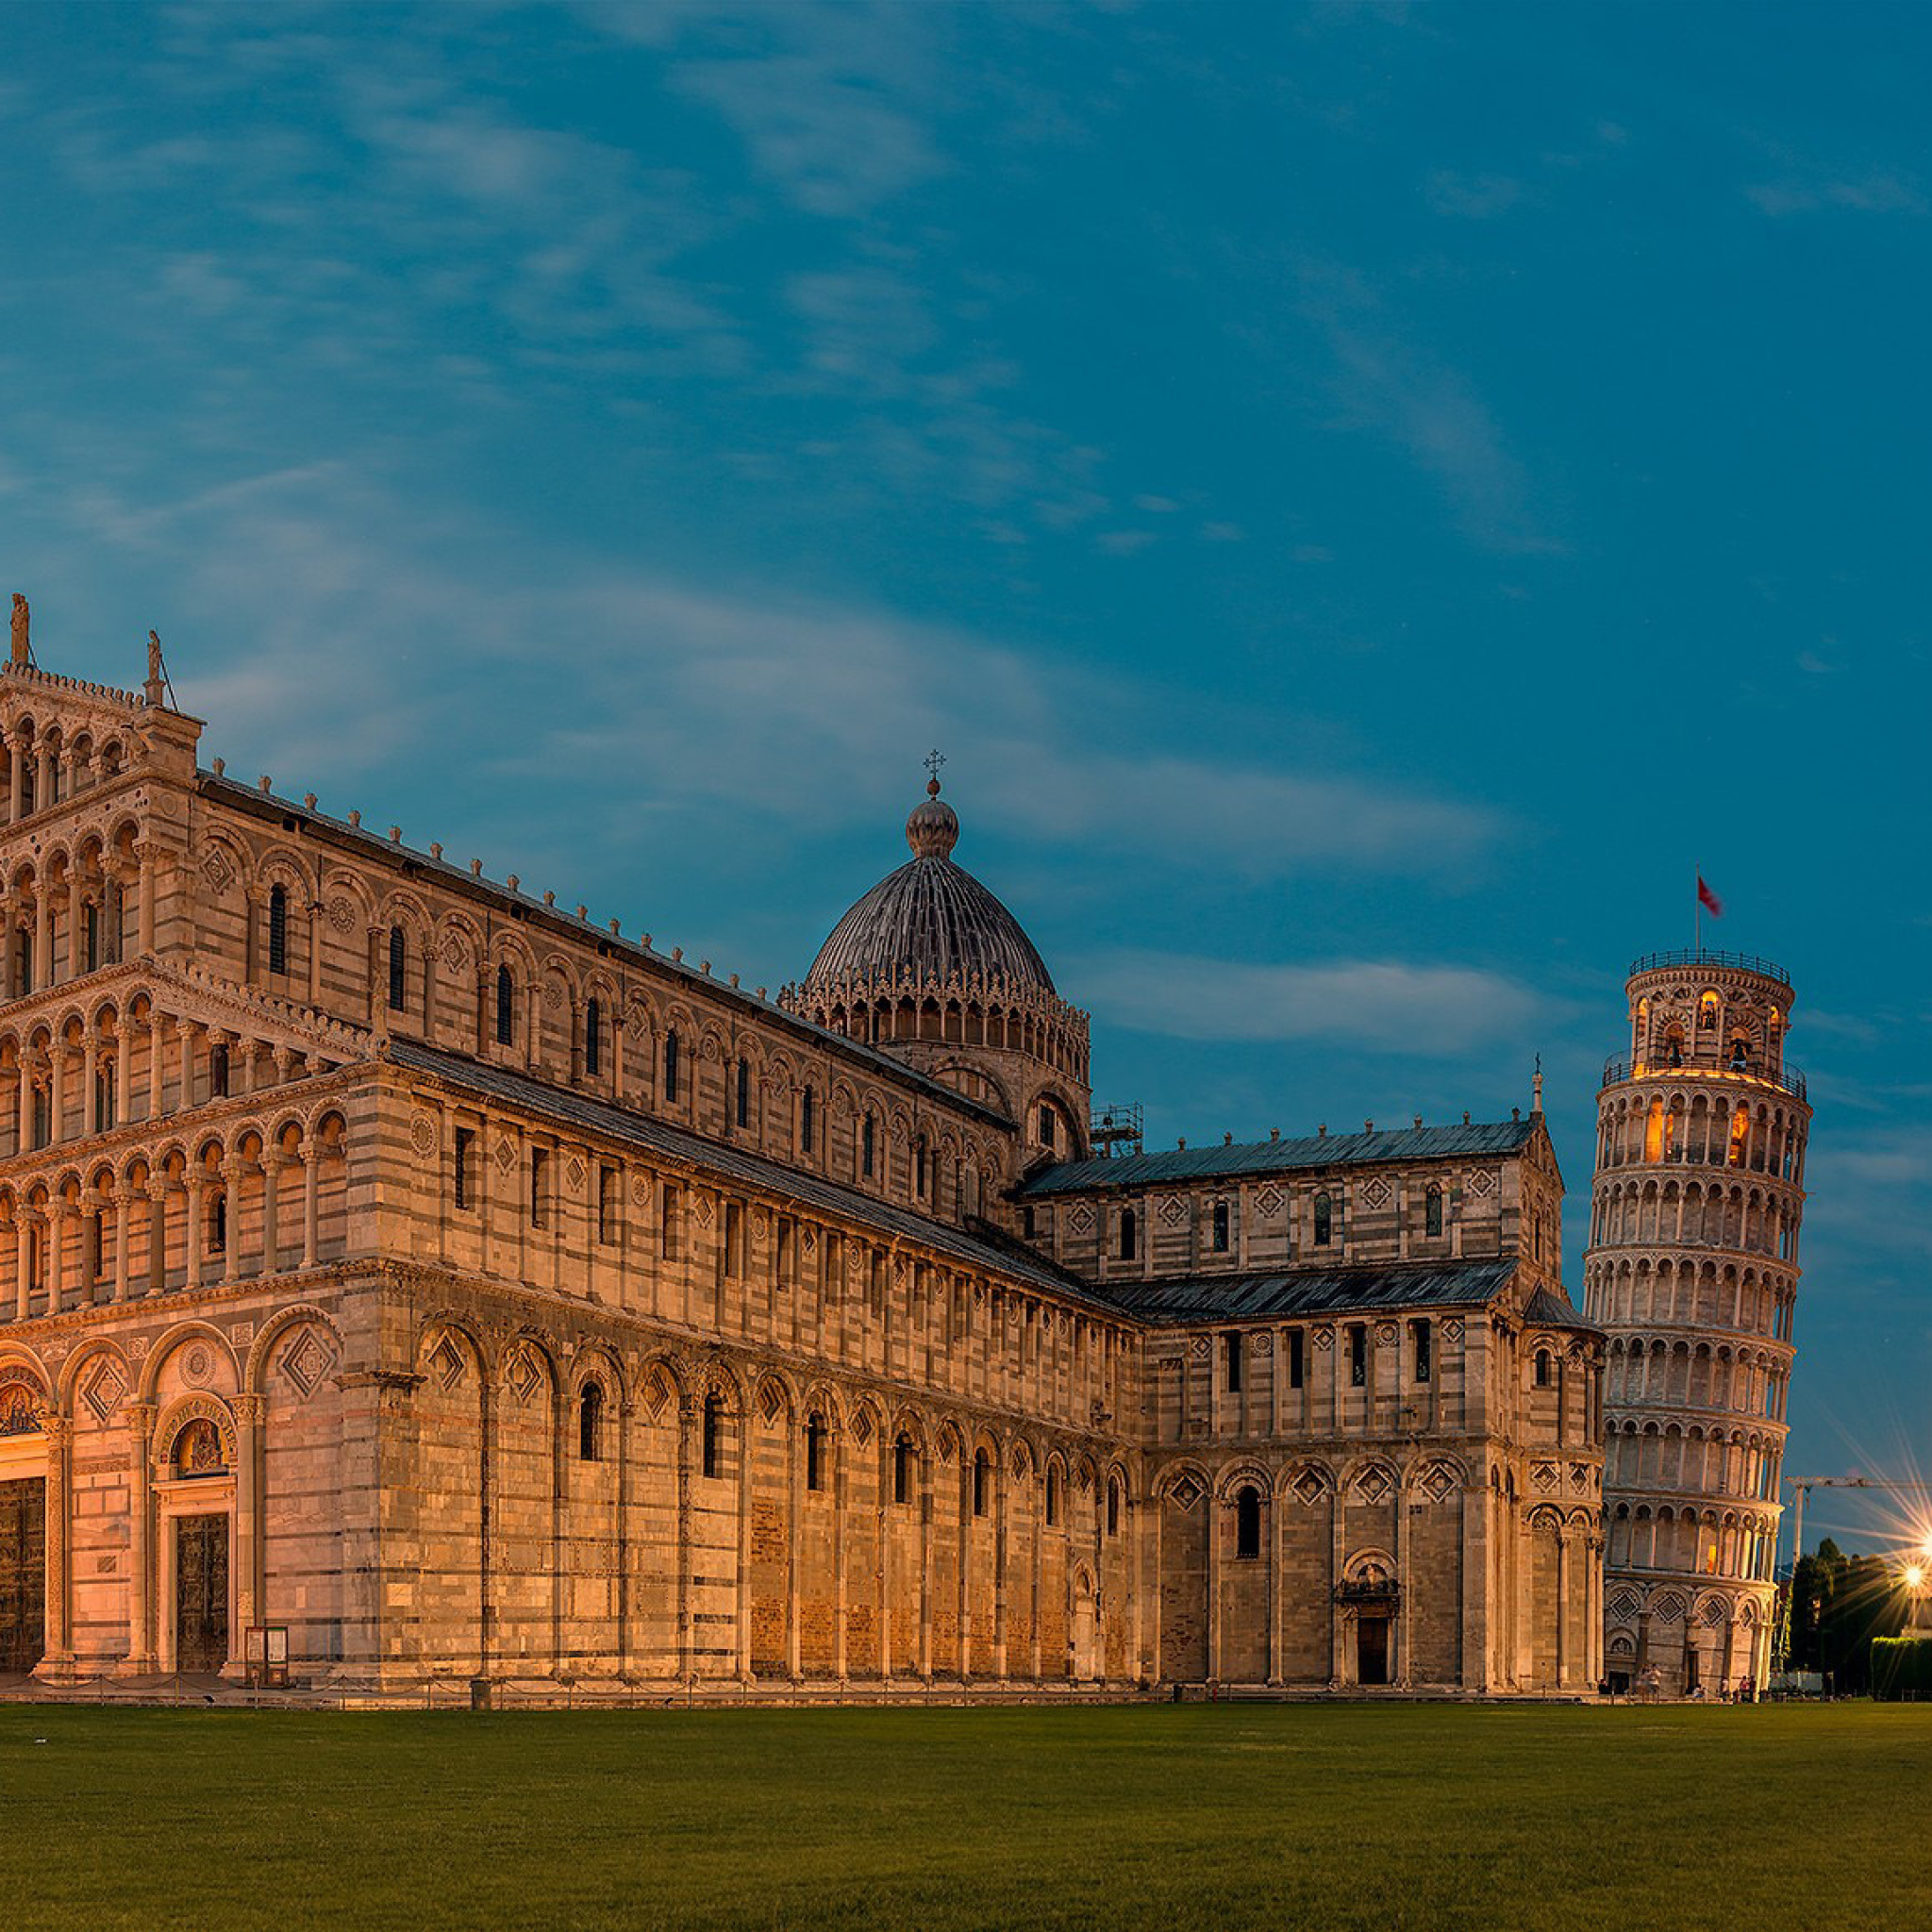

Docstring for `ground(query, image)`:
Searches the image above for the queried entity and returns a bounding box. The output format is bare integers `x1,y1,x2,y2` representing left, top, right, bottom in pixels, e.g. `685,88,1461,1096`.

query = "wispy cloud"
1296,262,1561,557
1424,170,1525,219
1079,952,1549,1048
61,468,1506,895
1747,171,1924,218
584,0,948,219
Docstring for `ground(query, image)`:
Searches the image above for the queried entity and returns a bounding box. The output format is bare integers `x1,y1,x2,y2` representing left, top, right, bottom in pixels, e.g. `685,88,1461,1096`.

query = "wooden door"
0,1479,45,1673
175,1514,229,1673
1357,1614,1390,1687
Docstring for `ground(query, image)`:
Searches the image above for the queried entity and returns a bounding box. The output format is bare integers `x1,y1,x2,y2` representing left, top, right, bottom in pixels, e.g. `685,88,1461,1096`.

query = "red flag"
1697,875,1723,918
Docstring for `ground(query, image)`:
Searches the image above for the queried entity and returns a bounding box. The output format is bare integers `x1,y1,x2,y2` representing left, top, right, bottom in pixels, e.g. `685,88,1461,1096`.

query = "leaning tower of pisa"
1583,949,1811,1696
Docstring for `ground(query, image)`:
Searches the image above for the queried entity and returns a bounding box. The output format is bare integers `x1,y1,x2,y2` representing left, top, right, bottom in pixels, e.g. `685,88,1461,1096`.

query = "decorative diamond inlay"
1255,1185,1283,1218
1361,1177,1391,1210
1530,1461,1558,1492
1313,1327,1334,1351
494,1137,516,1174
1067,1204,1094,1237
565,1156,586,1193
1609,1589,1642,1624
641,1370,672,1423
1353,1466,1392,1506
1168,1477,1202,1509
1420,1464,1457,1505
1292,1469,1326,1507
280,1326,333,1399
1158,1195,1185,1228
1467,1168,1495,1199
431,1335,467,1390
693,1195,714,1230
506,1348,541,1406
80,1358,128,1424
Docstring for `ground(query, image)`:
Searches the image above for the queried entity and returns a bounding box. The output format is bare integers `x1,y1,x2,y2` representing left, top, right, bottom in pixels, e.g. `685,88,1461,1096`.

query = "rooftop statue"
9,593,27,667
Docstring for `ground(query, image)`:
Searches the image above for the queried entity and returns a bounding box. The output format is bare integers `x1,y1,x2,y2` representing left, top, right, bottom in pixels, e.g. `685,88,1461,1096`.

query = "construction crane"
1775,1476,1932,1669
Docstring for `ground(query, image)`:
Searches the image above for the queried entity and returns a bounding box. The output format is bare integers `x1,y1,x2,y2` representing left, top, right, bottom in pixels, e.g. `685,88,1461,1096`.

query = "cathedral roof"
382,1038,1118,1314
1092,1257,1521,1324
1018,1118,1539,1196
803,780,1057,997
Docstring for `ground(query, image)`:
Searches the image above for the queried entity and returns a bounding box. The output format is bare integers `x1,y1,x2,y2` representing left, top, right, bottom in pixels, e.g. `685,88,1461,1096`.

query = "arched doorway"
0,1378,47,1674
1339,1556,1399,1688
169,1417,230,1674
1070,1569,1097,1681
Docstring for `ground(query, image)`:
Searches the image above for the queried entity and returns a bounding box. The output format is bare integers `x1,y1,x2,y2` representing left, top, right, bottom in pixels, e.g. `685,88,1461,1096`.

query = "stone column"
15,1214,34,1321
147,1179,168,1296
1206,1480,1222,1684
121,1403,158,1674
1143,1483,1158,1684
831,1423,848,1684
615,1398,634,1683
7,733,21,821
736,1405,755,1687
992,1461,1009,1682
33,886,51,991
178,1020,196,1113
81,1032,99,1135
184,1178,205,1292
957,1460,973,1678
917,1453,934,1682
302,1146,321,1268
148,1010,166,1120
221,1159,244,1287
13,1056,28,1157
675,1397,695,1686
1268,1479,1284,1686
47,1041,64,1145
112,1184,132,1301
1554,1526,1570,1690
60,878,78,984
260,1157,280,1276
229,1394,265,1677
786,1411,803,1683
33,1416,75,1680
1394,1472,1410,1689
874,1439,891,1681
108,1015,126,1125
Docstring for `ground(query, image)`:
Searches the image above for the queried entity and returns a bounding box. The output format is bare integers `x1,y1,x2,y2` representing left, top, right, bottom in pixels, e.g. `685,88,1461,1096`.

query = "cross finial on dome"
906,760,958,858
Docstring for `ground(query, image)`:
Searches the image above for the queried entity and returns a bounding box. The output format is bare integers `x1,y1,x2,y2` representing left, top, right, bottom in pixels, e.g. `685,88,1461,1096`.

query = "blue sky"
3,2,1927,1553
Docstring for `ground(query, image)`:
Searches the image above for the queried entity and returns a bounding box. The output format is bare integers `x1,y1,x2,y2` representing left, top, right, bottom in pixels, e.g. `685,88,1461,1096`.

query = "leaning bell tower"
1583,949,1810,1695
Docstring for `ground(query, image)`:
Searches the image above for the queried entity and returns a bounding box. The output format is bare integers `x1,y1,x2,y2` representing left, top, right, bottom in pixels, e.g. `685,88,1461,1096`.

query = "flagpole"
1694,860,1701,953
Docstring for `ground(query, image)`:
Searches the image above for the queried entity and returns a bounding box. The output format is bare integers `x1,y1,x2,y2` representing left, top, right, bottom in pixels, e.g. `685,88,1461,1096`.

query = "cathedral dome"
804,780,1057,996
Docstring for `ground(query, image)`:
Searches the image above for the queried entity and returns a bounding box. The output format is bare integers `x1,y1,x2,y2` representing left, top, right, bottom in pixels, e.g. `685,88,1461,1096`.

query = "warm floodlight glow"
1906,1564,1927,1592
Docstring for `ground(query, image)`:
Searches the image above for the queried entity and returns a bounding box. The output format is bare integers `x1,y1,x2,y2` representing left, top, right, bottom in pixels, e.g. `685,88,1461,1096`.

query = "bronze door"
1357,1614,1390,1687
0,1479,45,1674
175,1514,229,1673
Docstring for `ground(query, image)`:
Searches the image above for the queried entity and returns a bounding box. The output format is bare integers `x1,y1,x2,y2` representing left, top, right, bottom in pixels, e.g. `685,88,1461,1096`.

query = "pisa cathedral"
0,609,1801,1699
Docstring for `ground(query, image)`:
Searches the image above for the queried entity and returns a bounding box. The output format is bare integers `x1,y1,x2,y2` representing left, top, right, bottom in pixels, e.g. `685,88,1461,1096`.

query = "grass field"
4,1702,1927,1931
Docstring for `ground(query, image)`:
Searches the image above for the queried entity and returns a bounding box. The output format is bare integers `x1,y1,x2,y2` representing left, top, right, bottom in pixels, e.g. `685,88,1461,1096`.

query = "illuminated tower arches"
1583,949,1810,1696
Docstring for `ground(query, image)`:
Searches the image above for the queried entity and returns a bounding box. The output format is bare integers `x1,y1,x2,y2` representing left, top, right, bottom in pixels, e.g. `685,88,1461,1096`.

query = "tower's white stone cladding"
1584,950,1809,1696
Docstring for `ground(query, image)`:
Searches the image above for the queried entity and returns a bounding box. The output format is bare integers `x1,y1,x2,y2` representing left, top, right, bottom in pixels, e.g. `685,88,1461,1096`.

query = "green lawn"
3,1703,1927,1931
